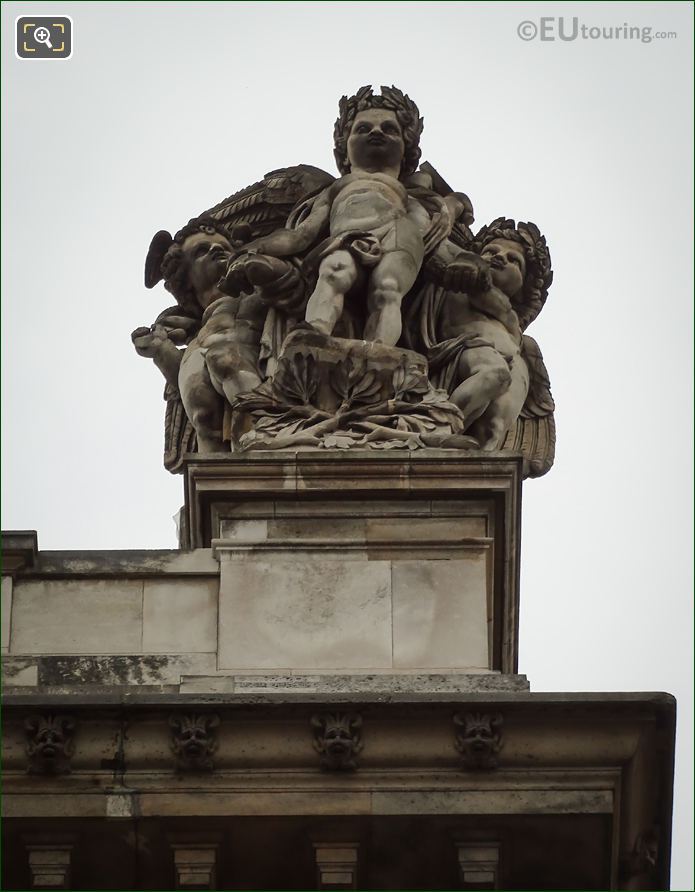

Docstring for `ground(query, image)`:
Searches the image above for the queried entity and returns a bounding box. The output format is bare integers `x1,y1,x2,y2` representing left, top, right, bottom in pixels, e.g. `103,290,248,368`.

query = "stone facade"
1,455,676,889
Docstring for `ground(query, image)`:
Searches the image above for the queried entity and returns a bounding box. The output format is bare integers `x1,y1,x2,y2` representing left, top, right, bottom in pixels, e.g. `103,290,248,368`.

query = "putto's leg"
305,251,359,336
205,343,262,405
469,355,530,449
178,345,225,452
364,250,419,345
449,347,512,428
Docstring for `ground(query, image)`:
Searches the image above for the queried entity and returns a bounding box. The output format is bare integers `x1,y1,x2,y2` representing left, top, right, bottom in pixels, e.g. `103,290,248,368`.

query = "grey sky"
2,1,693,885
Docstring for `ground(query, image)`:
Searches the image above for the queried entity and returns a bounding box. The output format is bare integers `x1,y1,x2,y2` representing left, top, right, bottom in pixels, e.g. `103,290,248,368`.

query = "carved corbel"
311,712,363,771
25,714,75,775
453,712,503,770
169,713,220,772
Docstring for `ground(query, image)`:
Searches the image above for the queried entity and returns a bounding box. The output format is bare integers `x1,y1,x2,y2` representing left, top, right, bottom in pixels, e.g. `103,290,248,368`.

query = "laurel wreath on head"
471,217,553,331
333,84,424,176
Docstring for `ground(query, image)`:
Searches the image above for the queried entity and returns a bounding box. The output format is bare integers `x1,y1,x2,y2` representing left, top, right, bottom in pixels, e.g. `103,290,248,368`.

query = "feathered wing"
152,306,202,474
163,383,196,474
144,230,174,288
201,164,335,239
520,335,555,418
501,335,556,477
417,160,475,246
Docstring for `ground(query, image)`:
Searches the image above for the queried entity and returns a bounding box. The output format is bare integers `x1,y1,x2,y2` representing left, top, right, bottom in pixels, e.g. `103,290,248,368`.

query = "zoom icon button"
16,17,72,59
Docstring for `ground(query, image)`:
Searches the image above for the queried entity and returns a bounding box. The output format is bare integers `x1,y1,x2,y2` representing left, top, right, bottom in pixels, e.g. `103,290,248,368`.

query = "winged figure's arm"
242,191,331,257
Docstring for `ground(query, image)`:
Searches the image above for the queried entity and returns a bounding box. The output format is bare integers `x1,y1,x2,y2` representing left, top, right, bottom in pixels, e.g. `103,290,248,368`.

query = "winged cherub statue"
133,90,555,473
405,217,555,469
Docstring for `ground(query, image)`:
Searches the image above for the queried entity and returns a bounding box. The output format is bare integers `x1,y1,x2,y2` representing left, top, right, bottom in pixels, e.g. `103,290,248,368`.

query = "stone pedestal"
184,452,522,681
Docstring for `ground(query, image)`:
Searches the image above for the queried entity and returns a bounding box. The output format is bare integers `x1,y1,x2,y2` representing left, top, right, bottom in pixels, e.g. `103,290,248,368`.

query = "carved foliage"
454,712,503,770
234,349,472,452
311,712,363,771
169,713,220,772
25,714,75,775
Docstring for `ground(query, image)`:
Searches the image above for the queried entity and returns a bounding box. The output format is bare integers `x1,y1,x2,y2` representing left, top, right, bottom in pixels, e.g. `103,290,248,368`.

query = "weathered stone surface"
35,654,217,687
179,673,530,695
218,558,392,670
392,559,490,670
2,656,38,686
11,580,143,655
370,789,613,815
28,548,218,576
142,579,218,654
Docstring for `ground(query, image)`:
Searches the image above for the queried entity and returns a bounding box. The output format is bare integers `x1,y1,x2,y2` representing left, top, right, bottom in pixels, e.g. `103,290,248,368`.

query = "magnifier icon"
33,26,53,49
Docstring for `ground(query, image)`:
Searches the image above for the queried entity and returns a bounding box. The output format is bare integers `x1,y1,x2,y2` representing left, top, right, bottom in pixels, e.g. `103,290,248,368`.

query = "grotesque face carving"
454,712,503,770
180,232,232,305
347,108,405,174
323,723,355,757
25,715,75,774
465,716,498,752
169,714,220,772
311,712,363,771
481,238,526,298
178,724,210,758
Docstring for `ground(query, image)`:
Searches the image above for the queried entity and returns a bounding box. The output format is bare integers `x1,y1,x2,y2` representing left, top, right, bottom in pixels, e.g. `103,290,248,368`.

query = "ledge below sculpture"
2,453,524,693
183,450,521,678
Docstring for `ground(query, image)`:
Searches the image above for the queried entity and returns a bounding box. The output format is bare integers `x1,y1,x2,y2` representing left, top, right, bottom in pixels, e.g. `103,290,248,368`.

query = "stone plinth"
184,451,522,676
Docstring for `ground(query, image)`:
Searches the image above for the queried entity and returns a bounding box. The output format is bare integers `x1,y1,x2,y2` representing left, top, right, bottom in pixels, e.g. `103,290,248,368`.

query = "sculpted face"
181,231,232,303
181,726,208,757
36,727,63,759
324,725,353,756
481,238,526,297
347,108,405,174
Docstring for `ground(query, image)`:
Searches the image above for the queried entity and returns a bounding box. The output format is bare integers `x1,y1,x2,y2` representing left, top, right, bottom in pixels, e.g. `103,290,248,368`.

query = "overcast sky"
2,1,693,886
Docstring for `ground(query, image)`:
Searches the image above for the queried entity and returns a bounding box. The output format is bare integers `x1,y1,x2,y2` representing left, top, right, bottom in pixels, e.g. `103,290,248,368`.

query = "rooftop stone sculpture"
133,86,554,475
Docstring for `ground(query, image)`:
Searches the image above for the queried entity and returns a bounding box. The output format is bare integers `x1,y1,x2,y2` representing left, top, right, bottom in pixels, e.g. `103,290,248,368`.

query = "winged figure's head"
473,218,553,330
333,85,423,177
145,218,233,314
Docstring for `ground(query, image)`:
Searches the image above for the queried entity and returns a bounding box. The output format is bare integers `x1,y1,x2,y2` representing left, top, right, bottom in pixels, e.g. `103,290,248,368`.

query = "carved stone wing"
201,164,335,240
501,334,555,478
163,383,196,475
520,335,554,419
154,305,201,475
417,160,474,247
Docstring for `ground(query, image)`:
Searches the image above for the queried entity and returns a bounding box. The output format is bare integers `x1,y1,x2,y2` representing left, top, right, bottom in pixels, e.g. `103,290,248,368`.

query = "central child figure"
222,86,478,346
